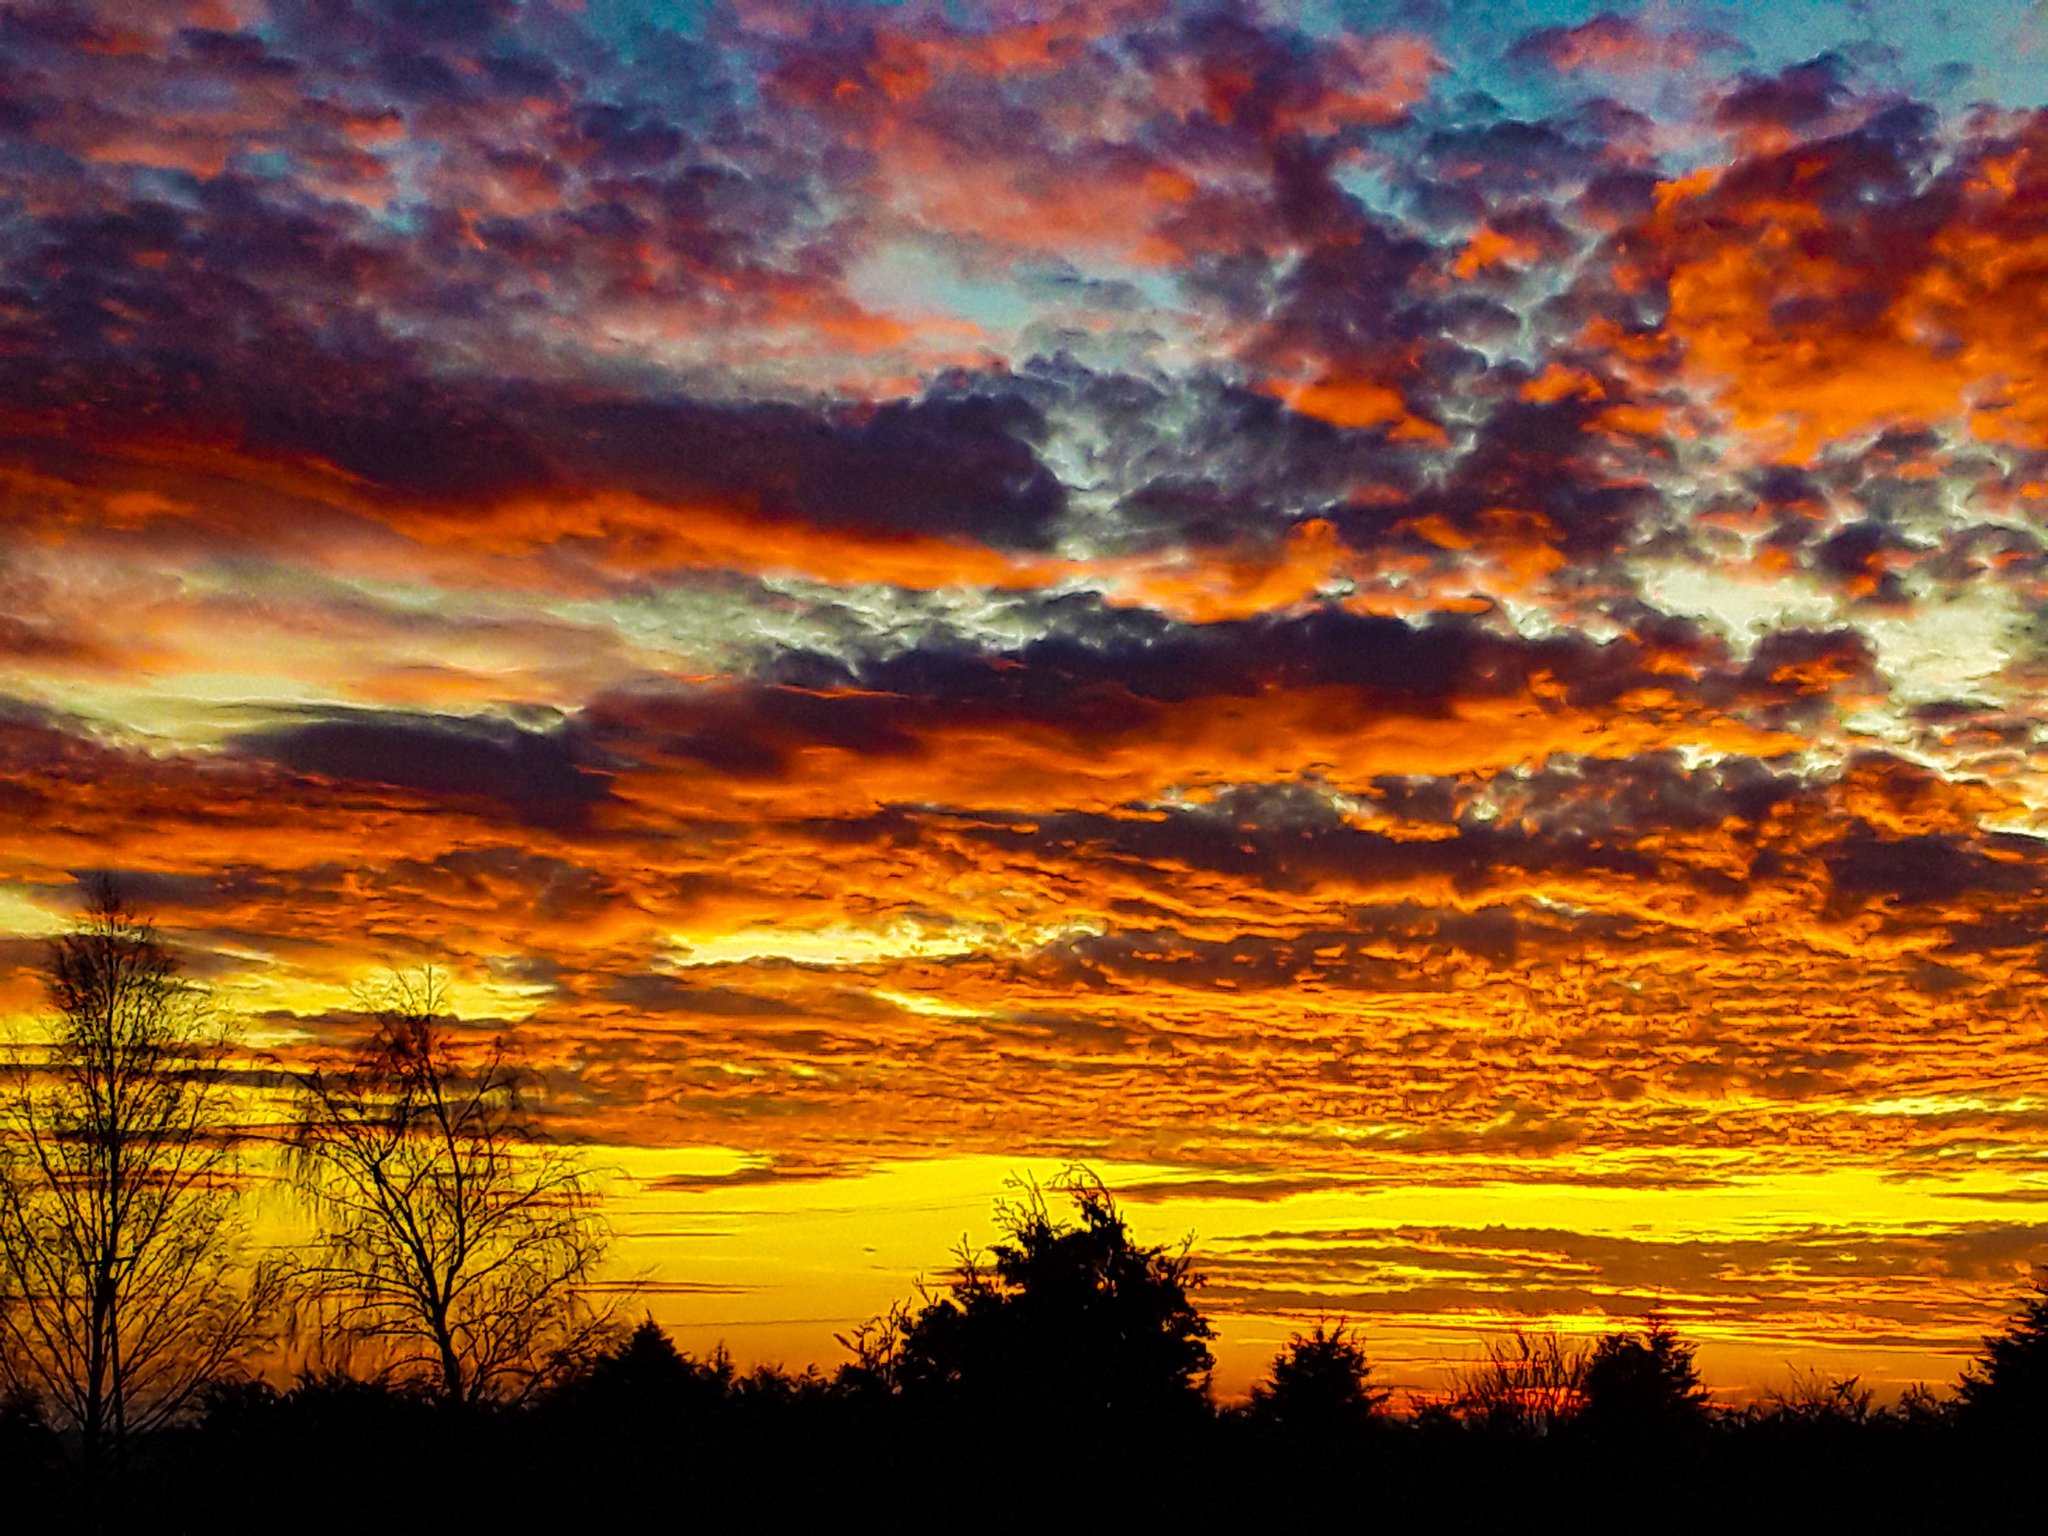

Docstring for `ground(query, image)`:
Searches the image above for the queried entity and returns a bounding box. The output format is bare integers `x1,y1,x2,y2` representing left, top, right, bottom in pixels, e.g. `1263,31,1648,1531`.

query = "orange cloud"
1635,120,2048,458
1259,374,1446,443
1514,14,1735,77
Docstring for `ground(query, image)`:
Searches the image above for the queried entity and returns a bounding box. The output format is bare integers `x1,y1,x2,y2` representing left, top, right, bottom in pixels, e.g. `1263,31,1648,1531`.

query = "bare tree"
286,969,614,1403
0,879,278,1479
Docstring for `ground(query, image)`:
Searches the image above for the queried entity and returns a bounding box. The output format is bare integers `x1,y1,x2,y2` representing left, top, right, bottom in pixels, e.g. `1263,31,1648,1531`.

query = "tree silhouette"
573,1317,699,1402
286,968,614,1403
1958,1268,2048,1428
1246,1321,1387,1432
0,879,278,1481
1575,1318,1710,1440
544,1316,748,1429
874,1170,1213,1425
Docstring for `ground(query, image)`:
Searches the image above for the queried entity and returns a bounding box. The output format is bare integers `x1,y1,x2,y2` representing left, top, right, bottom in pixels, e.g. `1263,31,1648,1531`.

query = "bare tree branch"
0,877,279,1481
286,968,616,1404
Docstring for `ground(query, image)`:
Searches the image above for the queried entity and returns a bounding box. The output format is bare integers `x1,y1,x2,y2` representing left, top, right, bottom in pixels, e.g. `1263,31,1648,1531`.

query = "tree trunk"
434,1313,465,1401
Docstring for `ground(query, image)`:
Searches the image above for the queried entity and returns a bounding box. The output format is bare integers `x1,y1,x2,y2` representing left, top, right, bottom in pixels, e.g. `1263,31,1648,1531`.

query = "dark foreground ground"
6,1388,2046,1535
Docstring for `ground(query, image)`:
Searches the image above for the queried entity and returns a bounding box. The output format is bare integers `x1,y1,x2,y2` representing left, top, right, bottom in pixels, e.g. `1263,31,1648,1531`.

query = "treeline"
6,887,2048,1532
0,884,612,1521
6,1166,2048,1533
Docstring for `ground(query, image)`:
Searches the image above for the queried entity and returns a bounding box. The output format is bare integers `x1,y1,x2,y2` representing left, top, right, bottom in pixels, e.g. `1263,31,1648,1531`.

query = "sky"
5,0,2048,1400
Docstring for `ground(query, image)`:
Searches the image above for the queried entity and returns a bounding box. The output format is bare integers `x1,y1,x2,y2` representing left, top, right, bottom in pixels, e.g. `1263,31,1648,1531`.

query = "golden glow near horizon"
8,0,2048,1404
604,1150,2048,1400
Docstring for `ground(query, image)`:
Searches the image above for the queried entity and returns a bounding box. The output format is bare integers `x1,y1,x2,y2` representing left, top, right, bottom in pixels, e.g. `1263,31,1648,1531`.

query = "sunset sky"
6,0,2048,1399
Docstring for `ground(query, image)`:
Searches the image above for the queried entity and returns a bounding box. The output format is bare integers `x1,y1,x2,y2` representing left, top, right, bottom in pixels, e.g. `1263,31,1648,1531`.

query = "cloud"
1615,89,2048,458
1512,14,1742,77
231,710,612,830
1198,1220,2048,1348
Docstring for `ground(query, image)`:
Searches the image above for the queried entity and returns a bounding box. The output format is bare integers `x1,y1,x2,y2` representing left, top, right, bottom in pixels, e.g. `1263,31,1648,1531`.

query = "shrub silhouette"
875,1170,1214,1426
1762,1368,1876,1430
1448,1329,1590,1435
1246,1322,1387,1433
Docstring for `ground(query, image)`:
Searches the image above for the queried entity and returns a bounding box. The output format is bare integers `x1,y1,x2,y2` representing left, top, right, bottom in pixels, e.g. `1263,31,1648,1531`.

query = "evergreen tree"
881,1171,1214,1425
1958,1272,2048,1428
1576,1318,1710,1440
1246,1321,1386,1432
